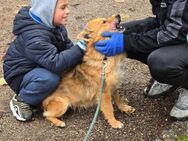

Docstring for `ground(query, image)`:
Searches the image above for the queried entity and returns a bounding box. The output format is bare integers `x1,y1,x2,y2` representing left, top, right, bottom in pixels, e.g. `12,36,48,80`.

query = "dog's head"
77,15,121,60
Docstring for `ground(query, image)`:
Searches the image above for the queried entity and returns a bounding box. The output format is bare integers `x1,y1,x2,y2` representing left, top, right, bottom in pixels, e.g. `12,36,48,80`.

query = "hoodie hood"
30,0,57,28
12,7,53,35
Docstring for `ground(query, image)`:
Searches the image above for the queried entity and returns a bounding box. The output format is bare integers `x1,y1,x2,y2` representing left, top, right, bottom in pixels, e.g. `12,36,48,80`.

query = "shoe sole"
143,86,178,98
170,116,188,121
10,100,27,121
170,106,188,121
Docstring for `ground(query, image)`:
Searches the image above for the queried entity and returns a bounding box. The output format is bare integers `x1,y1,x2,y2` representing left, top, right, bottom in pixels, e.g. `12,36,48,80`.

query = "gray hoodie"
29,0,57,28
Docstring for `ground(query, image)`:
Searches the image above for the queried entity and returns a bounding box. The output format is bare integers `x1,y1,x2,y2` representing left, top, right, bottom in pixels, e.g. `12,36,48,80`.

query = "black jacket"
3,7,84,93
125,0,188,53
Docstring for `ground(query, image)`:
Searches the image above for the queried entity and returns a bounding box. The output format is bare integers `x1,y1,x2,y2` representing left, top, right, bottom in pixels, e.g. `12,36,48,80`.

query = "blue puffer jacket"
3,7,84,93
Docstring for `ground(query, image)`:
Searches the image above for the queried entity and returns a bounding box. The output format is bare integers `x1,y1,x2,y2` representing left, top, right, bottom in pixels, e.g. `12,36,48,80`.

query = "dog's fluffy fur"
42,15,135,128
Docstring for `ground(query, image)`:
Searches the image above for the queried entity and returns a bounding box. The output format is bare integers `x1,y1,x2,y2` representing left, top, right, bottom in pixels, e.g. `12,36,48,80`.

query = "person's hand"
95,32,125,56
76,40,87,51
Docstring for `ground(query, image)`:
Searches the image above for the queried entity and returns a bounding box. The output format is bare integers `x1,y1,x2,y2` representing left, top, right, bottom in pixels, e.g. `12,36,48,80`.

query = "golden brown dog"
42,15,135,129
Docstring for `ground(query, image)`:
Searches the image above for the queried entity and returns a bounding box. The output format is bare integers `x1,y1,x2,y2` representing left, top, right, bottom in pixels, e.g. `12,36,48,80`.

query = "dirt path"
0,0,188,141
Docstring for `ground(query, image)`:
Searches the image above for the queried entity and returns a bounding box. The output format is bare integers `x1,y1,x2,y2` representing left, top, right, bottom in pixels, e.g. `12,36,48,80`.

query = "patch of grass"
177,135,188,141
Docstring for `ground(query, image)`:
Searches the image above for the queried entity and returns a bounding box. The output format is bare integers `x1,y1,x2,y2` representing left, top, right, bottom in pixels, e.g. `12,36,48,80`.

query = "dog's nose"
115,14,121,24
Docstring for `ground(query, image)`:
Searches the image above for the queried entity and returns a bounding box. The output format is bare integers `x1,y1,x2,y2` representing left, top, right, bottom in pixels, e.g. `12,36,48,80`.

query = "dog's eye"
84,34,90,39
102,20,106,24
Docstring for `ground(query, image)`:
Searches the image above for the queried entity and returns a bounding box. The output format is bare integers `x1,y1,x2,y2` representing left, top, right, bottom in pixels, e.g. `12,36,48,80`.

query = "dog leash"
83,57,107,141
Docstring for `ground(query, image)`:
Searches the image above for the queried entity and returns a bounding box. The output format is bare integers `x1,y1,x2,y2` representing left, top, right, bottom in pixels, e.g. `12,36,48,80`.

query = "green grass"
177,135,188,141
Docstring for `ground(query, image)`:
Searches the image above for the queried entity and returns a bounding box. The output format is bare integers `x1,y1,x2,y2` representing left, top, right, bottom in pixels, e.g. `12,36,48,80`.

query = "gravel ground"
0,0,188,141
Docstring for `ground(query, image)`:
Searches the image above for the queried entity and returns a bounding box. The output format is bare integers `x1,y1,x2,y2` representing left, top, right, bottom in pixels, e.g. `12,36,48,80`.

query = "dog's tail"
43,111,52,117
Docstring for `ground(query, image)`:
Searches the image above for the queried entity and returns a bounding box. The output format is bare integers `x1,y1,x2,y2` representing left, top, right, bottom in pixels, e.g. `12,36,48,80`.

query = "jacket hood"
30,0,57,28
12,7,51,35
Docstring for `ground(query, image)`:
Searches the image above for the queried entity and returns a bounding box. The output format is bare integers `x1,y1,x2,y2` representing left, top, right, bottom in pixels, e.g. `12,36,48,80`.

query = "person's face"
53,0,69,26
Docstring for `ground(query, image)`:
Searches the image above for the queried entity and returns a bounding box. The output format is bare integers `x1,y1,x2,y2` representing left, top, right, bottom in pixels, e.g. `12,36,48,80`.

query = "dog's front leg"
100,92,124,128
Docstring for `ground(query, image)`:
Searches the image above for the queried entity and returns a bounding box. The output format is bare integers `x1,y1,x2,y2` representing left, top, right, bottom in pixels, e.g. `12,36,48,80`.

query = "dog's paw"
57,122,66,128
59,122,66,128
121,105,135,113
110,120,124,129
126,106,135,113
52,121,66,128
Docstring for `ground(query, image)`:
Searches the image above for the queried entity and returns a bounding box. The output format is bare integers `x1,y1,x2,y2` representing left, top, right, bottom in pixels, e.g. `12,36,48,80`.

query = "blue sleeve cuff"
76,40,87,51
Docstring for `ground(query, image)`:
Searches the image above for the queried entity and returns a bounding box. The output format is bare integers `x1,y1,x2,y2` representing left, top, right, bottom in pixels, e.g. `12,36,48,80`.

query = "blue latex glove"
95,32,125,56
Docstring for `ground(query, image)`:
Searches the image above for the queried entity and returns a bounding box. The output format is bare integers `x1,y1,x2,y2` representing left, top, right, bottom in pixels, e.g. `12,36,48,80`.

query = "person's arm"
157,0,188,45
95,0,188,56
126,0,188,53
25,34,84,74
125,28,160,53
121,17,159,34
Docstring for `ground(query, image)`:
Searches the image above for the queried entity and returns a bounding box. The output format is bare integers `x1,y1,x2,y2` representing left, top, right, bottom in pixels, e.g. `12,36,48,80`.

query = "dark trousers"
121,18,188,89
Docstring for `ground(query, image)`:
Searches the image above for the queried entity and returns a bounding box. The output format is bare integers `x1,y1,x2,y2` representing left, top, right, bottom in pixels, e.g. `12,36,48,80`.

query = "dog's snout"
115,15,121,29
115,15,121,24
